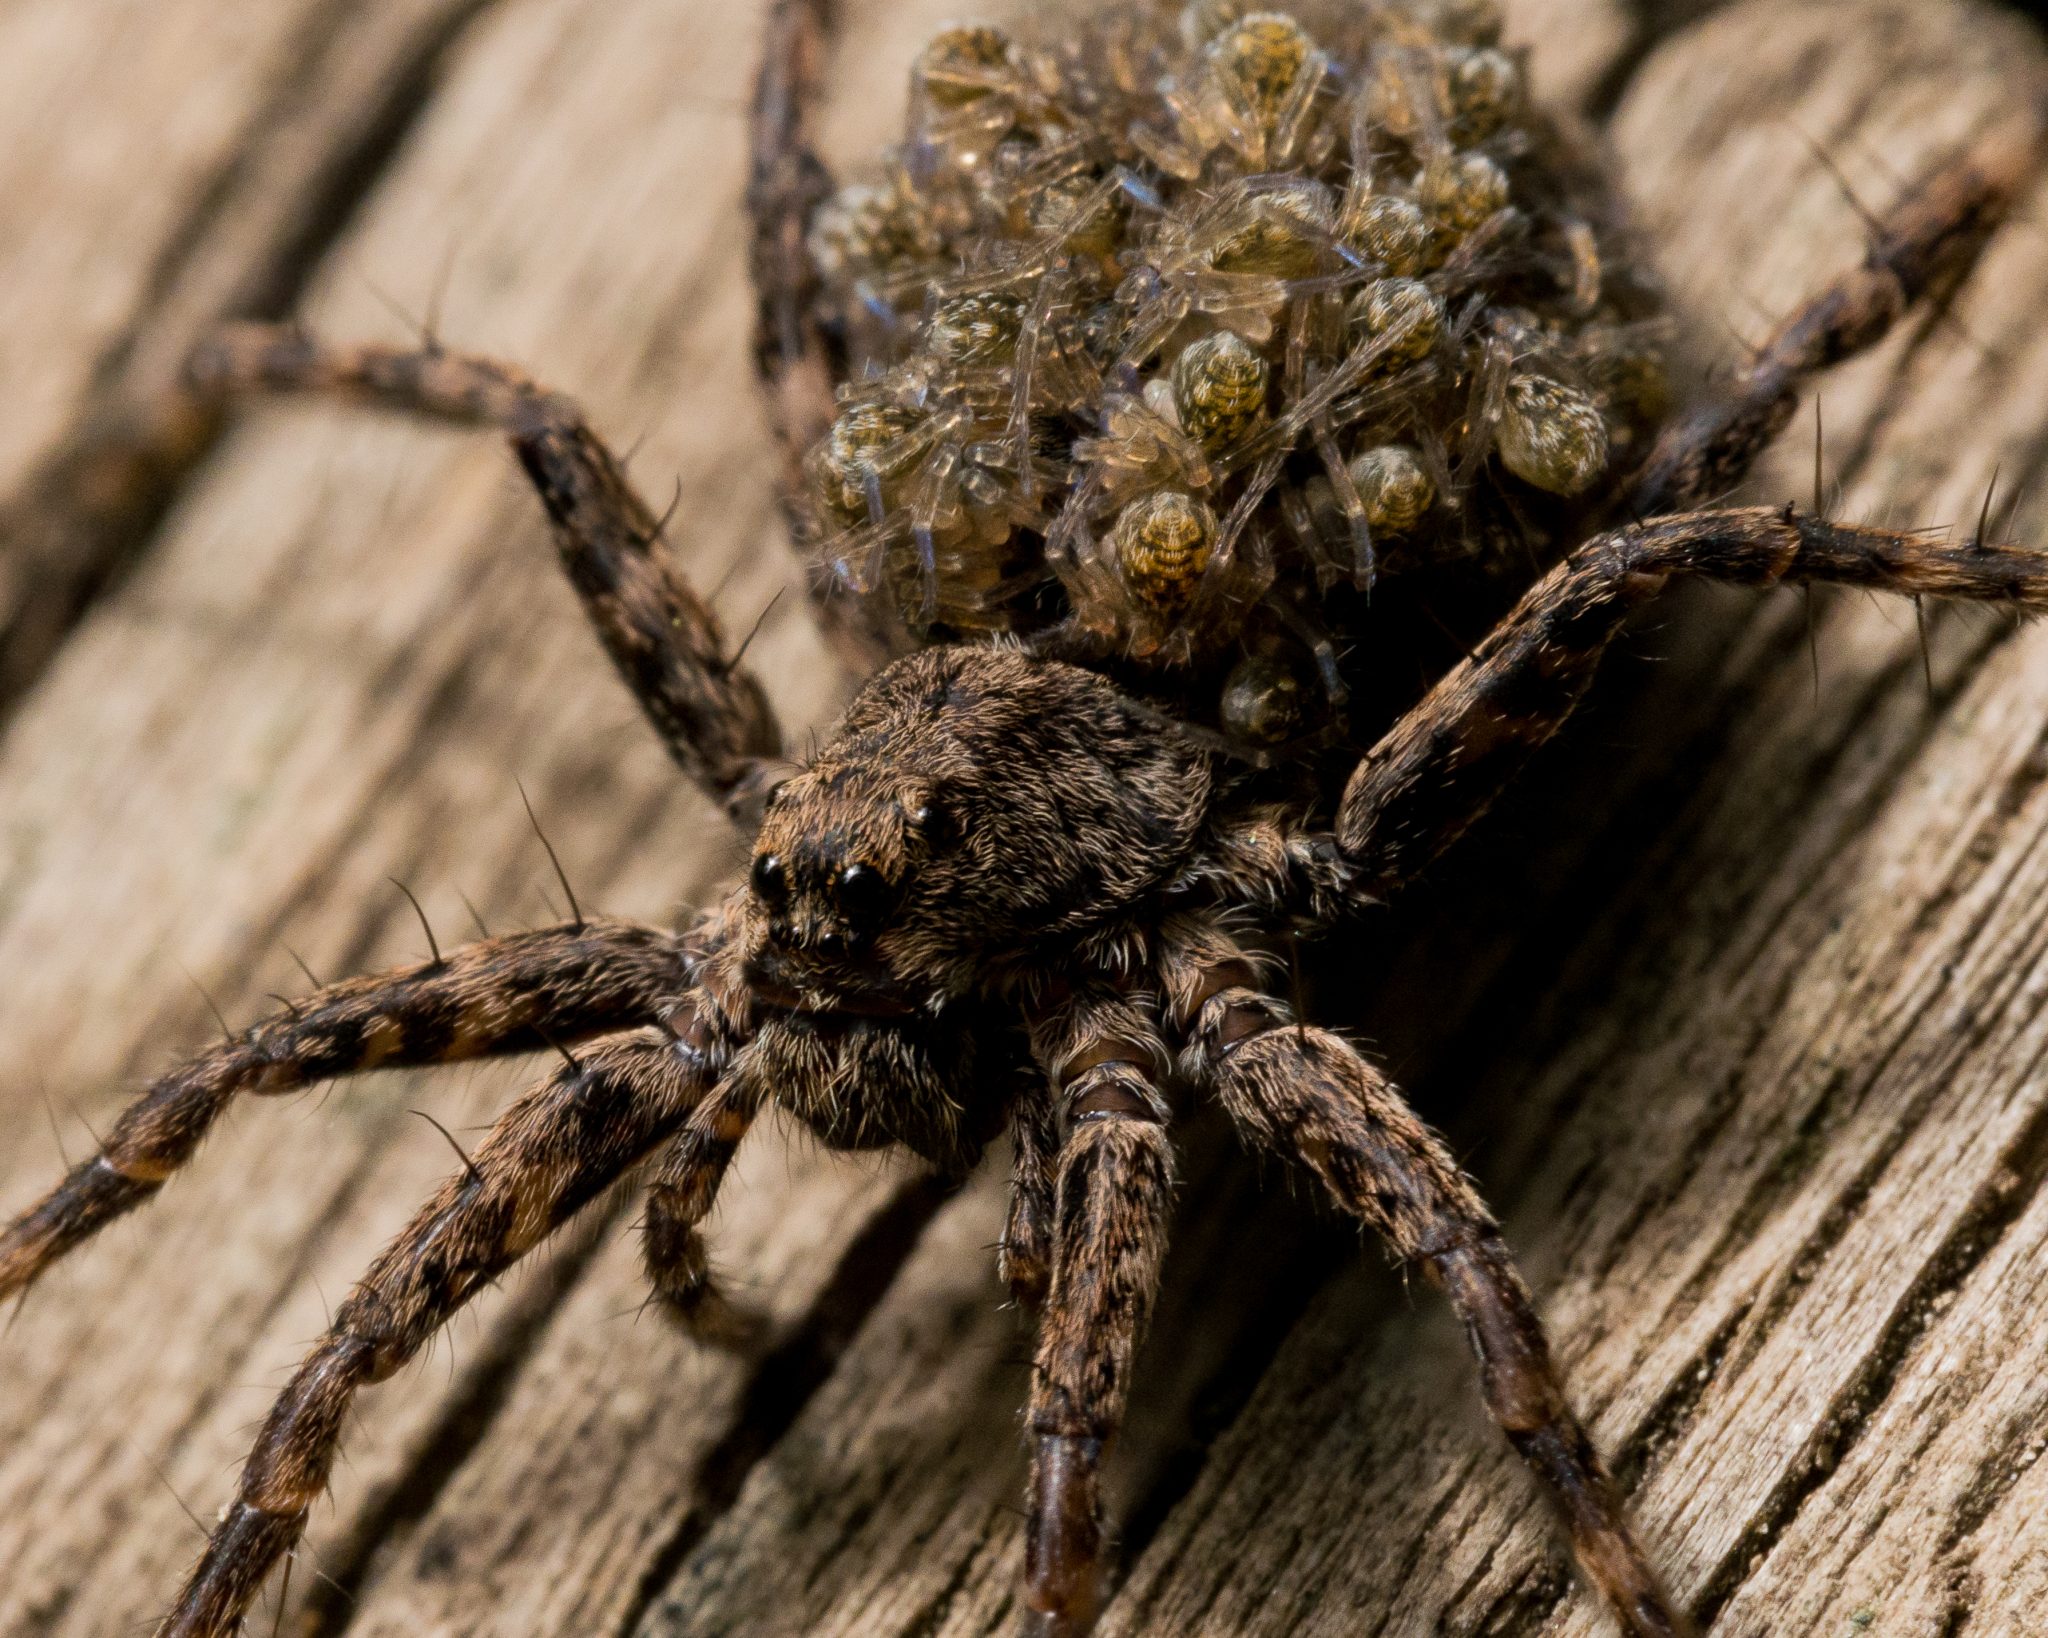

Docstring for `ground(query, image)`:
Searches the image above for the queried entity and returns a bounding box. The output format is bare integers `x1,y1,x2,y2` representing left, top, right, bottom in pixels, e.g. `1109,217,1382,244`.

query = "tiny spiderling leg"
183,327,783,825
1165,931,1689,1638
0,918,691,1301
155,1023,725,1638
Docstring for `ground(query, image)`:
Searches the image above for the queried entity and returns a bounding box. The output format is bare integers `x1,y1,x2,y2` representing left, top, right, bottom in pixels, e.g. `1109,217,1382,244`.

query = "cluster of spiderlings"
801,0,1667,747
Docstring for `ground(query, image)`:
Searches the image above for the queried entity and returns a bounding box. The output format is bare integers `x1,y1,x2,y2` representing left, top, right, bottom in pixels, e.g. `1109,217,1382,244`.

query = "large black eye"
750,852,788,906
834,861,894,929
907,791,958,848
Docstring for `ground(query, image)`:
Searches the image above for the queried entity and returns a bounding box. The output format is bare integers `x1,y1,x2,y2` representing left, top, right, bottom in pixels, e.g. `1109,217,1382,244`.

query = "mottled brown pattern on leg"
0,918,690,1299
1162,924,1687,1638
1020,985,1175,1637
748,0,838,499
1336,504,2048,903
1628,129,2035,516
184,326,783,821
155,1027,716,1638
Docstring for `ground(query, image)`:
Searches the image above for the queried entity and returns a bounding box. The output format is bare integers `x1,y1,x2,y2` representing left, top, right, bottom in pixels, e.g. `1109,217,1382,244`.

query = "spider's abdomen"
797,0,1667,755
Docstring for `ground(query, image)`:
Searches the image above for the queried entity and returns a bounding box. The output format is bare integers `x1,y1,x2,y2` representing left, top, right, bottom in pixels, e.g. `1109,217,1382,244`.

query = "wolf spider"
1,0,2041,1634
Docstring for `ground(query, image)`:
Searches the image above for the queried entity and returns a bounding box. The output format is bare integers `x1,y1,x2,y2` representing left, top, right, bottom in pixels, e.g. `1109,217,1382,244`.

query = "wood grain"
0,0,2044,1635
0,0,497,713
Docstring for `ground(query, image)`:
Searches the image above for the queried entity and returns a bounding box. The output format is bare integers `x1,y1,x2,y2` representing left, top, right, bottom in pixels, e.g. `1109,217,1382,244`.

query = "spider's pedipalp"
1167,933,1688,1638
642,1077,768,1348
999,1079,1060,1310
183,326,784,825
155,1025,721,1638
0,918,692,1302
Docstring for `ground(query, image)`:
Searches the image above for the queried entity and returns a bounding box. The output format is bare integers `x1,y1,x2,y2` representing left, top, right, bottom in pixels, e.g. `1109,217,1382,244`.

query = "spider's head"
742,646,1210,1005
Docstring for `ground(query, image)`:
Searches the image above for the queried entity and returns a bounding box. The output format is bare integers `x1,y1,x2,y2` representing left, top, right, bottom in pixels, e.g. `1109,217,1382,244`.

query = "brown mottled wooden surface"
1,2,2045,1635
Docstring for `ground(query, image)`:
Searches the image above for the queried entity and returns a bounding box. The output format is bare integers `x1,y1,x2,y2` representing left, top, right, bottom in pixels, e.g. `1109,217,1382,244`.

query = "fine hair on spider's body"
1,2,2041,1636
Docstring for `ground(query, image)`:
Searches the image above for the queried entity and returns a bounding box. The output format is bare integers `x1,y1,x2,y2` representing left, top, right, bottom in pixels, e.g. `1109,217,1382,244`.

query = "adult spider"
1,0,2041,1633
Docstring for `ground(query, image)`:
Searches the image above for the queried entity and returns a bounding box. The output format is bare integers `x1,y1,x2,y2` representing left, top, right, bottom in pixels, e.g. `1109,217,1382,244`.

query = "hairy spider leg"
0,918,692,1302
152,1025,720,1638
1165,931,1690,1638
641,1077,767,1347
747,0,907,669
1624,126,2034,517
1338,503,2048,899
1021,986,1177,1637
183,328,785,825
750,0,840,503
999,1079,1061,1310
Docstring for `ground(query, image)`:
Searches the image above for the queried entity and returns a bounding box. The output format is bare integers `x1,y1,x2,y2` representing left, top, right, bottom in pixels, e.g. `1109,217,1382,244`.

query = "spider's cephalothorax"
742,646,1210,1003
3,0,2037,1634
722,644,1210,1169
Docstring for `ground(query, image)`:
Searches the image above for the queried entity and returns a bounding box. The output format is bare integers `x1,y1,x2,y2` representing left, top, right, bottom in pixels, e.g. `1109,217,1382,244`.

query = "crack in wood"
0,0,500,726
1690,1084,2048,1629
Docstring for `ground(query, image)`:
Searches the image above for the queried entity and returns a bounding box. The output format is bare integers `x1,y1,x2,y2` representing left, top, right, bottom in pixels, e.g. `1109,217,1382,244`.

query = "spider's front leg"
155,1016,737,1638
1020,986,1177,1637
183,329,783,825
0,916,691,1300
1159,925,1689,1638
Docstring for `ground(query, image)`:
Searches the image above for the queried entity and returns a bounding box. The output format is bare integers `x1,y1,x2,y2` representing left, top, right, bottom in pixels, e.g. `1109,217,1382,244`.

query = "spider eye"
750,852,788,906
834,861,894,929
907,792,959,848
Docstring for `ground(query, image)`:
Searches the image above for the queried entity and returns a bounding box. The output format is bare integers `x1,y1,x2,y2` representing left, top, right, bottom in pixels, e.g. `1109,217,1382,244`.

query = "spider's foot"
653,1282,771,1355
1024,1433,1104,1637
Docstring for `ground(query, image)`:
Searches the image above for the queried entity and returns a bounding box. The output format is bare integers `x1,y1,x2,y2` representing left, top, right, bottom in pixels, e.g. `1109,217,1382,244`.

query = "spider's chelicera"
2,1,2038,1634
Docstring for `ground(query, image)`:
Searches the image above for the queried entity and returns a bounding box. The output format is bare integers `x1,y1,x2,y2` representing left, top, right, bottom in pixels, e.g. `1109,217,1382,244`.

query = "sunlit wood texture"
0,1,2043,1633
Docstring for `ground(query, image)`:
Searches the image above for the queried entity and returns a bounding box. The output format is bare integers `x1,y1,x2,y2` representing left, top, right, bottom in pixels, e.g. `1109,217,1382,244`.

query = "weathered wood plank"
0,0,498,713
11,2,2045,1637
0,0,852,1631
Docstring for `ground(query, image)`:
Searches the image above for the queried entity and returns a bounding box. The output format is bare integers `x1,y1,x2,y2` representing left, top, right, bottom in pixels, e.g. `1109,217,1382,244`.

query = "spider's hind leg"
750,0,840,503
183,329,784,826
1626,126,2035,516
1336,503,2048,902
0,916,692,1301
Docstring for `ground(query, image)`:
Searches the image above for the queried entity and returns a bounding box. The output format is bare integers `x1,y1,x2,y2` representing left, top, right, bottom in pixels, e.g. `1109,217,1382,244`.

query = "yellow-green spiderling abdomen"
1112,491,1218,612
1172,332,1269,450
